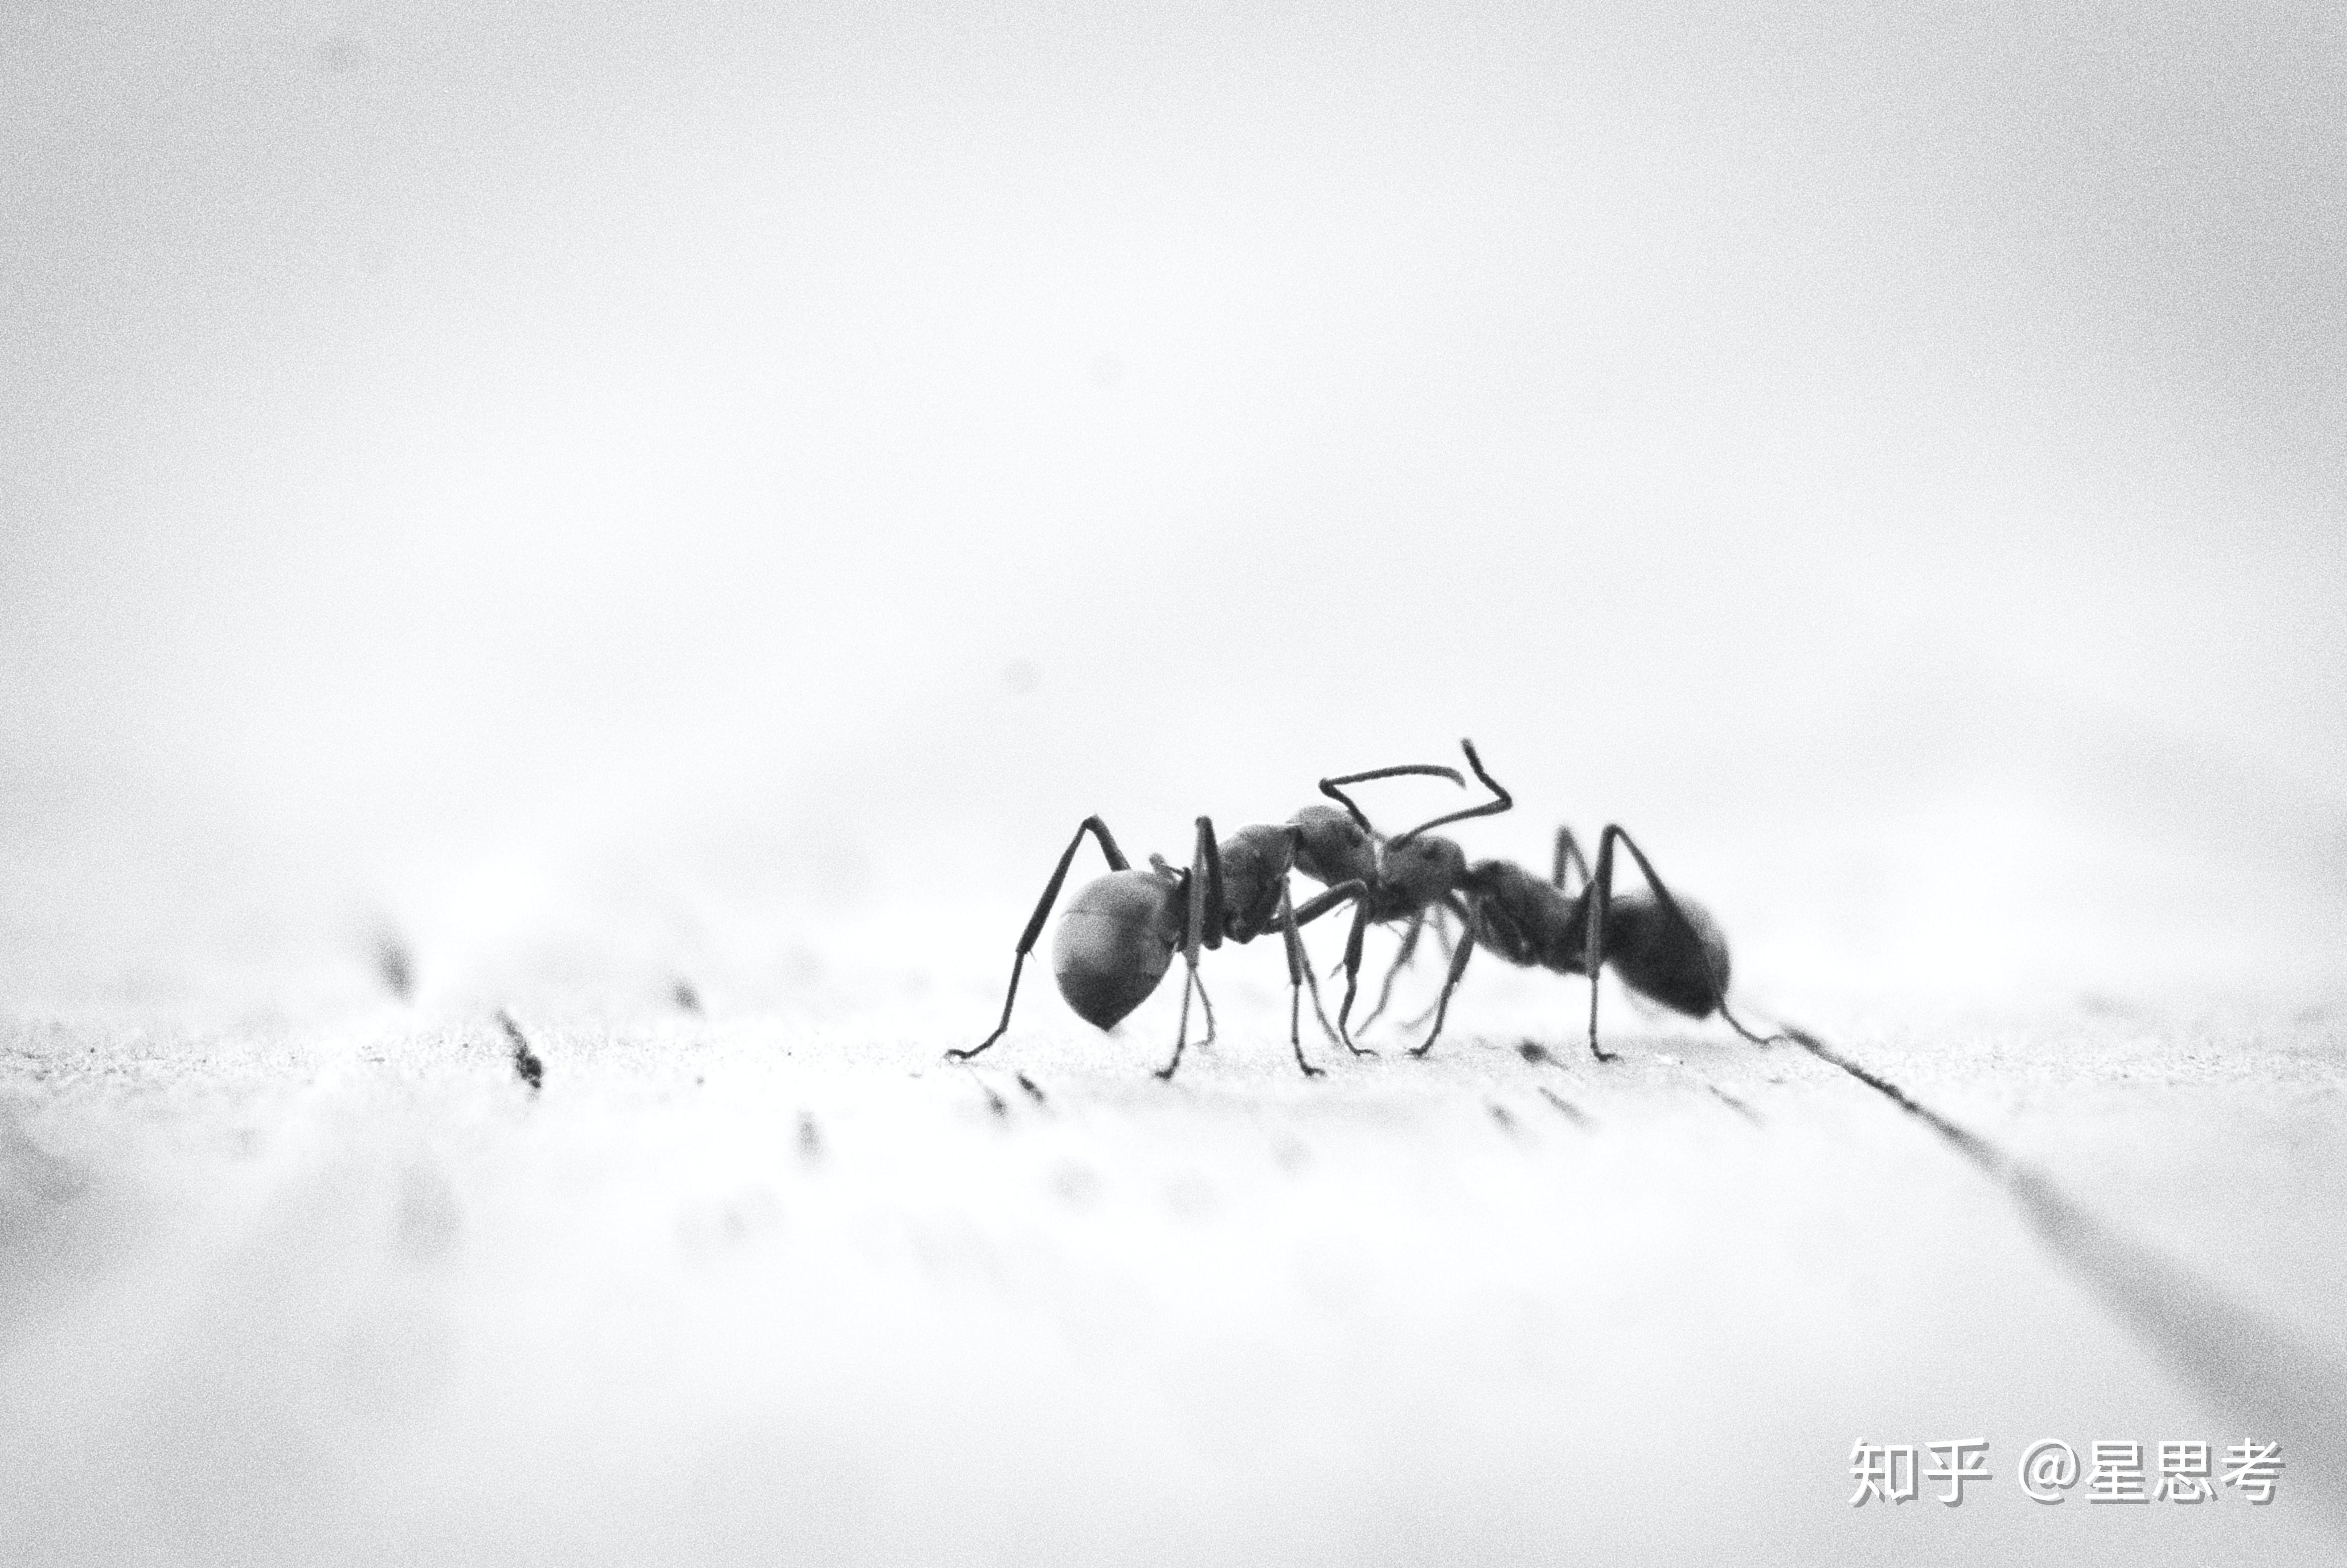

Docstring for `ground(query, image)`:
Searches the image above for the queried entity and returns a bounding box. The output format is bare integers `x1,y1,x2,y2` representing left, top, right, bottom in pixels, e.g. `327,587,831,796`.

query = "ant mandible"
947,763,1466,1081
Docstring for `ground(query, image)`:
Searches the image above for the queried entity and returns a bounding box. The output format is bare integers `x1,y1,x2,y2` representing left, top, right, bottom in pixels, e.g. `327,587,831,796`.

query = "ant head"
1289,804,1374,887
1379,834,1466,900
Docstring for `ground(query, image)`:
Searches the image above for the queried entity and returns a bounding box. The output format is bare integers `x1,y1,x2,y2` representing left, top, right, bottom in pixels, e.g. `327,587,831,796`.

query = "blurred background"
4,0,2344,1017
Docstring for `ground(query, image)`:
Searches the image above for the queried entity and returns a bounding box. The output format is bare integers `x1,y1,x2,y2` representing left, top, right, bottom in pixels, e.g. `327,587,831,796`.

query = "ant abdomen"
1052,870,1182,1030
1602,892,1731,1018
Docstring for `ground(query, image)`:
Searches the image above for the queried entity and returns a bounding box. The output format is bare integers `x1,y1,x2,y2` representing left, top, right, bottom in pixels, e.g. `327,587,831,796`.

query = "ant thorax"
1289,804,1376,890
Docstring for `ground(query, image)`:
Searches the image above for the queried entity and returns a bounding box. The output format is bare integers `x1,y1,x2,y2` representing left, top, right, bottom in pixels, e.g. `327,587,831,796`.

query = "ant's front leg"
1286,879,1371,1050
1580,830,1625,1063
1274,888,1330,1078
1355,907,1426,1034
952,815,1129,1062
1331,901,1383,1056
1408,894,1480,1058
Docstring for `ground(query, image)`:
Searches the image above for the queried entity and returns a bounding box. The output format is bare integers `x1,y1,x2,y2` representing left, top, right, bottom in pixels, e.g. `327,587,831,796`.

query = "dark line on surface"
1782,1023,2346,1528
1705,1084,1762,1126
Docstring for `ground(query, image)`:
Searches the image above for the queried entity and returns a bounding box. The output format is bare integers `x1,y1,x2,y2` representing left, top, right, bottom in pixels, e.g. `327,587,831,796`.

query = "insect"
1407,820,1779,1062
947,764,1466,1080
1281,739,1515,1057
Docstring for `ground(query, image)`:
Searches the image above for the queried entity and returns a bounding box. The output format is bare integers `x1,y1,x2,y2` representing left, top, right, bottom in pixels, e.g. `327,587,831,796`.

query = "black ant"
948,764,1465,1081
1388,819,1779,1064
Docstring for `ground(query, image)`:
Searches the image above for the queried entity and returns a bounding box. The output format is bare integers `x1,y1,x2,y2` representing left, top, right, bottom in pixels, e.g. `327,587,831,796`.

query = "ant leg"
1584,825,1732,1062
1408,903,1480,1058
1289,880,1367,930
1552,827,1591,894
1194,815,1228,952
951,816,1130,1061
1158,966,1199,1080
1390,739,1514,845
1332,900,1379,1054
1356,908,1426,1033
1581,831,1622,1063
1394,905,1463,1032
1276,889,1330,1078
1156,817,1215,1081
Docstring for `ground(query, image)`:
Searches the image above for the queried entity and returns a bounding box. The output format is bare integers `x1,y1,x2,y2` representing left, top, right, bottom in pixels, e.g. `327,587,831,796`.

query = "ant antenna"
1390,740,1511,845
1318,762,1465,836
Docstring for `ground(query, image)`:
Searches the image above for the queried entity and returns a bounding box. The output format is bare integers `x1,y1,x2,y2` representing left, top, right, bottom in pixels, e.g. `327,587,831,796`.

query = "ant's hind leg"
1155,819,1216,1081
1388,908,1459,1033
952,816,1130,1061
1583,825,1729,1063
1356,908,1426,1034
1408,912,1479,1059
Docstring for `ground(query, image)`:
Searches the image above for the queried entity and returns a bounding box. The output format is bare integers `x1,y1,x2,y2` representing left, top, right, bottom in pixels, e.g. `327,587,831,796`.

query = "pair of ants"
949,741,1781,1081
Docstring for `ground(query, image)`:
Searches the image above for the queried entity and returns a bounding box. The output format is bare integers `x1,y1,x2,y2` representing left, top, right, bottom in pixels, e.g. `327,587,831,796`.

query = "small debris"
1517,1040,1554,1067
1487,1100,1519,1134
1536,1086,1591,1127
797,1112,822,1164
496,1011,544,1094
673,980,703,1014
1015,1073,1048,1106
978,1082,1009,1119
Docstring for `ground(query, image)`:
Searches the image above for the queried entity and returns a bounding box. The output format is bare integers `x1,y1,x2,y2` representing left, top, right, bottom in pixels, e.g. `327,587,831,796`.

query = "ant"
1307,751,1780,1063
947,762,1466,1081
1475,825,1783,1060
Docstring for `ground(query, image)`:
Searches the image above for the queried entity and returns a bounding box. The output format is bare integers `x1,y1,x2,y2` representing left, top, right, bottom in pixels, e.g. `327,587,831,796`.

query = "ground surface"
3,959,2345,1566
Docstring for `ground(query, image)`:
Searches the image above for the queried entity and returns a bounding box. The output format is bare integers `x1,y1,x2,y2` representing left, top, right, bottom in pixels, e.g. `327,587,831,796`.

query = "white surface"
5,963,2343,1565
